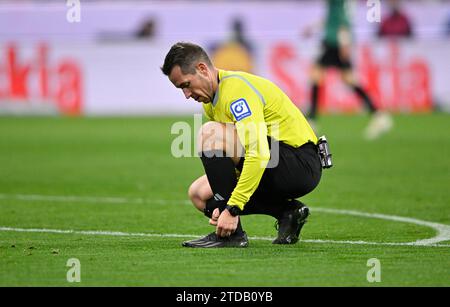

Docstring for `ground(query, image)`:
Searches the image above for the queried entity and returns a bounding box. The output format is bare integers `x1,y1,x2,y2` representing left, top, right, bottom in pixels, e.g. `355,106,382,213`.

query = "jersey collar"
212,70,224,107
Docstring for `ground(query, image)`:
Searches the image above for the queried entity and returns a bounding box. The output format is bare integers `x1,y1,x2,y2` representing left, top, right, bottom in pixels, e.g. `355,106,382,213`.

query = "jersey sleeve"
226,90,270,210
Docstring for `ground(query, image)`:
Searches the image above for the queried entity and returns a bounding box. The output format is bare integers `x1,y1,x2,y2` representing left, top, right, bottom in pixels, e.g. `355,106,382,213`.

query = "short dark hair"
161,42,213,76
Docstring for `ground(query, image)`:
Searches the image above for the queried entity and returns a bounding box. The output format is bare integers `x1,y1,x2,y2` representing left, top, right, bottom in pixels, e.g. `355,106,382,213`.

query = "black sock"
200,150,244,234
204,198,223,218
309,83,319,119
234,218,244,235
200,150,237,201
352,85,376,113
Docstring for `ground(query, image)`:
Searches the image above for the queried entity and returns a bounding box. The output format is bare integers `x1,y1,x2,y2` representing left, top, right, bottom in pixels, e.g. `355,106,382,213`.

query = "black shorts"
236,139,322,214
317,41,352,69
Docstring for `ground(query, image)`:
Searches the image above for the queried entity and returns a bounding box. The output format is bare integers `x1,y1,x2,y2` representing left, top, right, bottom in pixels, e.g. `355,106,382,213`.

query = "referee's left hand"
216,209,238,238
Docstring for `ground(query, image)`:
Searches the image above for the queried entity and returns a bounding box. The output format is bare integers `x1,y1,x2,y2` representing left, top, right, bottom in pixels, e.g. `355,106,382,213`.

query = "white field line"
0,226,448,248
312,207,450,246
0,193,449,248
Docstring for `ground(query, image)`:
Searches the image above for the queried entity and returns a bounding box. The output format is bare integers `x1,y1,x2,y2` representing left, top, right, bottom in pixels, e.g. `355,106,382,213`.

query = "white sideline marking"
0,193,449,247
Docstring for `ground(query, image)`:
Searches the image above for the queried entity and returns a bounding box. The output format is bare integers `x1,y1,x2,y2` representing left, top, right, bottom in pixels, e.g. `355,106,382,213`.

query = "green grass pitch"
0,113,449,286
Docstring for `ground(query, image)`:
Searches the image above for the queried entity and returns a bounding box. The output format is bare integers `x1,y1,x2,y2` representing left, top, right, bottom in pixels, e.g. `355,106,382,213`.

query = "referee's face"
169,64,214,103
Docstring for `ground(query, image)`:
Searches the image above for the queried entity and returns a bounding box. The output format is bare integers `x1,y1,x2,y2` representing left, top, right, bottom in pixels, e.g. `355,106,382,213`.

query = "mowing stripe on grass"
0,193,191,205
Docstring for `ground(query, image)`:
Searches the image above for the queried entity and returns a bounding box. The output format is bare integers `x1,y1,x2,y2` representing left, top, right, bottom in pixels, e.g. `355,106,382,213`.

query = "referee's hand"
216,209,238,238
209,208,220,226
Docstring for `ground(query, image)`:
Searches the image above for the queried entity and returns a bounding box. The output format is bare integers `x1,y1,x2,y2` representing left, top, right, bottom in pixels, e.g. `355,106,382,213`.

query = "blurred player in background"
210,17,255,73
161,42,324,248
305,0,393,139
377,0,414,39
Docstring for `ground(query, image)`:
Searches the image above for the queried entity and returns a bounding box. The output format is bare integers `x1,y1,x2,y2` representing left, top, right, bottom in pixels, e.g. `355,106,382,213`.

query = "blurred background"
1,1,450,287
1,0,450,116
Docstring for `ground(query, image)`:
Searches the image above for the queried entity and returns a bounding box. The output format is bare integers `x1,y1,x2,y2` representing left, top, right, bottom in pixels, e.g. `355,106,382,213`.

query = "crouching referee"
161,42,323,248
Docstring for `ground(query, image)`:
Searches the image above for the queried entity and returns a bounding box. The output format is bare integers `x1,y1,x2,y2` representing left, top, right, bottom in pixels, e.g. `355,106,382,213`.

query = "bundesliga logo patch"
230,99,252,121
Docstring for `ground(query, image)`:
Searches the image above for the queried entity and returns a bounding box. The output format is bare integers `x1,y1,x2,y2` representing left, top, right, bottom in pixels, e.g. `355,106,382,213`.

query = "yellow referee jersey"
203,70,317,210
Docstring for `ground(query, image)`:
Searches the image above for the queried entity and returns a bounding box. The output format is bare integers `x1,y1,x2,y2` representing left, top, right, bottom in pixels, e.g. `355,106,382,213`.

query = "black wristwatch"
225,205,242,217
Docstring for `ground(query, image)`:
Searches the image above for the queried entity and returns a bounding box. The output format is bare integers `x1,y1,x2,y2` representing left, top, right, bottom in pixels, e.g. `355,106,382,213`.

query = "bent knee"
188,177,212,202
197,122,242,156
197,122,226,151
188,181,202,202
